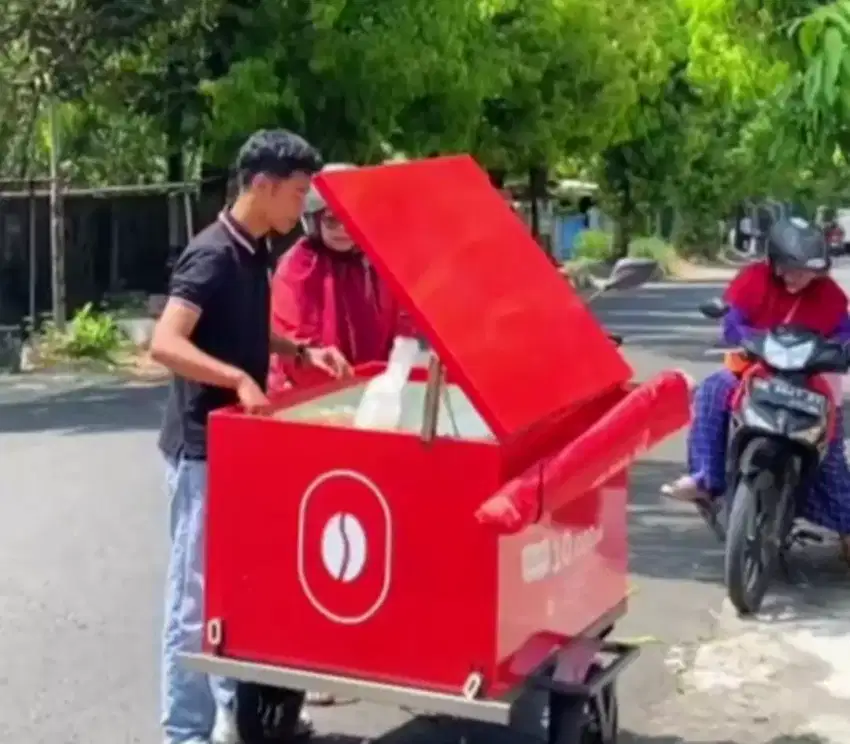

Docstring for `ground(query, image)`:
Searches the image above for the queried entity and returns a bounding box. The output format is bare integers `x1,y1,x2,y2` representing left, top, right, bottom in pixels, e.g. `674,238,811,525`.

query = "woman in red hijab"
663,218,850,562
268,163,414,396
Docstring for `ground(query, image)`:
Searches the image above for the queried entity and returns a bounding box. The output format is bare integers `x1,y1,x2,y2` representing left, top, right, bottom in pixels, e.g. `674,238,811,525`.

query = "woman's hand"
305,346,352,378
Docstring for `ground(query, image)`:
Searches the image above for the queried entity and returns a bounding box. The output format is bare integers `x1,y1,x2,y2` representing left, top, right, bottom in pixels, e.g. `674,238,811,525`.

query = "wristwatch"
294,343,309,367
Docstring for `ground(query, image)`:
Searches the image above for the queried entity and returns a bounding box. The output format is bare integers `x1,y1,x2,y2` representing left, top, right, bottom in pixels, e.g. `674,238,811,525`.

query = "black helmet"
766,216,831,273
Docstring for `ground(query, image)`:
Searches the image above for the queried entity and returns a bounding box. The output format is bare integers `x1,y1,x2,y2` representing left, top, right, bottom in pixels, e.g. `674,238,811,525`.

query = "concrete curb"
561,260,735,287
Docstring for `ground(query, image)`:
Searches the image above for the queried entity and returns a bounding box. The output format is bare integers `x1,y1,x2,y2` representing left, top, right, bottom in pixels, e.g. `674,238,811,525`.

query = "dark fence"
0,194,171,324
0,186,308,326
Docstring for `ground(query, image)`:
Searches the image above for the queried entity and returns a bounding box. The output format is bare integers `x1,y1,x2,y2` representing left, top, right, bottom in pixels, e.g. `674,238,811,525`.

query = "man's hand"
236,373,272,415
305,346,352,378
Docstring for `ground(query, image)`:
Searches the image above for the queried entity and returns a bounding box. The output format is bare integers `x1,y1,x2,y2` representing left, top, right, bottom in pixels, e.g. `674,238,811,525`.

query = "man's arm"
150,244,248,391
152,301,246,389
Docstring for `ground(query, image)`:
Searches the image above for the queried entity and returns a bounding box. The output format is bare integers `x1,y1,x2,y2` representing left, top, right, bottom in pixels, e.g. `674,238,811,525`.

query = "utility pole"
48,97,66,329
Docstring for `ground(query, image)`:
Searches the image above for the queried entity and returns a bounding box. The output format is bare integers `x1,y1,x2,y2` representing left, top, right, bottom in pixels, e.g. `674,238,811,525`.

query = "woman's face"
776,265,820,294
318,211,355,252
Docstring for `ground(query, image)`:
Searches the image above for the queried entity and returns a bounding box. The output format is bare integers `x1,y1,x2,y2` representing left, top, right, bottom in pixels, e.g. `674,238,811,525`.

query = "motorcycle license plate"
751,377,828,416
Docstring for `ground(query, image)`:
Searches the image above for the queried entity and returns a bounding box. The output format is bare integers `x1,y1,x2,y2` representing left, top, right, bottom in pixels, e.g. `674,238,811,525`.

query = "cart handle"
475,369,692,534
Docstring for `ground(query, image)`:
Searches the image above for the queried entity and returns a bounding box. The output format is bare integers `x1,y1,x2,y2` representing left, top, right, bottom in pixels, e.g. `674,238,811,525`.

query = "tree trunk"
48,98,66,329
611,195,634,260
164,57,185,284
612,218,630,260
528,165,549,255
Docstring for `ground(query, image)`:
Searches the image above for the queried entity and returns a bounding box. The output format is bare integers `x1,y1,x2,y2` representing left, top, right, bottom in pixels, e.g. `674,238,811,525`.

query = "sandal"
662,476,725,541
661,475,707,503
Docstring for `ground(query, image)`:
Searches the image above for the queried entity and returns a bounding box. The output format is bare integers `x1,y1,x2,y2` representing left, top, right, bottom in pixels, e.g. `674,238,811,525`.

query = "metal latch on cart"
206,618,223,652
462,672,483,700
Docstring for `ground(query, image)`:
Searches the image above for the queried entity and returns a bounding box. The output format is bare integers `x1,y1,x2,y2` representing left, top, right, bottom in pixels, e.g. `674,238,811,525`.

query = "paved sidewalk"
633,541,850,744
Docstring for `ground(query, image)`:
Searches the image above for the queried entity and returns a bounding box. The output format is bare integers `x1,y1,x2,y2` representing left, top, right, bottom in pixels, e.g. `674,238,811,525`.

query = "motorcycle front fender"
734,436,802,535
736,436,801,495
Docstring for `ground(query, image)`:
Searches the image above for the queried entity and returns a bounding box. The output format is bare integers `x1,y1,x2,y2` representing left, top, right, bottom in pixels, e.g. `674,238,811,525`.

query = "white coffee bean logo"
321,512,367,582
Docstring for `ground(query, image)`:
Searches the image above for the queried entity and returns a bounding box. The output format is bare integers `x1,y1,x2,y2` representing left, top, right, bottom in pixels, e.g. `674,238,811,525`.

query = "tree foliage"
0,0,843,252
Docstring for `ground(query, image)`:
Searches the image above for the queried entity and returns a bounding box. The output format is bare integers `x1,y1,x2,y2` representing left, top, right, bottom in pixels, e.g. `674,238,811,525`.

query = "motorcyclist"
662,217,850,563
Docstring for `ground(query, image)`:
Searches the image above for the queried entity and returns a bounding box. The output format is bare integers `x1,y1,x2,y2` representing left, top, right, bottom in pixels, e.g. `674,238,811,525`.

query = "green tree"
200,0,500,165
592,0,804,257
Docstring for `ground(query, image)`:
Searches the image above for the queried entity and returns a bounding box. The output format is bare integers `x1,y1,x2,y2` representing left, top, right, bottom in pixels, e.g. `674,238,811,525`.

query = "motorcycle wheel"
725,480,781,615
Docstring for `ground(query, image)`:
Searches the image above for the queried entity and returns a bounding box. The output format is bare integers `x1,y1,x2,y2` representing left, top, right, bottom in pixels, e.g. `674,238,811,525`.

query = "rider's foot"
661,475,709,503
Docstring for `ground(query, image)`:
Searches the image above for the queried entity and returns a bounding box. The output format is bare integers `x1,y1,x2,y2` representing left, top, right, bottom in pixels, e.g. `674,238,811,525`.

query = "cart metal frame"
180,601,637,743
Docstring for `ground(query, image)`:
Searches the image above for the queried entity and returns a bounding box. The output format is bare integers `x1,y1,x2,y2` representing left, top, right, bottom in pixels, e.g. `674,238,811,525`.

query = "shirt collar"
218,209,267,256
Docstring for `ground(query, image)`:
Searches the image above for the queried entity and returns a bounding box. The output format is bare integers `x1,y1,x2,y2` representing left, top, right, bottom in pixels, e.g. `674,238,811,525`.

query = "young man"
151,129,351,744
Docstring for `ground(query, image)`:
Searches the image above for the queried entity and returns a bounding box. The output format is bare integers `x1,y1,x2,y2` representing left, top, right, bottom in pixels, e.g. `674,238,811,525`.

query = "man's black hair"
235,129,323,189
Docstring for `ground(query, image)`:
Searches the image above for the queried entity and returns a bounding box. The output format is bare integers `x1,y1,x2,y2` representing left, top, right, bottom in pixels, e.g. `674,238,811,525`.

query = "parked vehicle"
824,222,845,255
815,206,850,255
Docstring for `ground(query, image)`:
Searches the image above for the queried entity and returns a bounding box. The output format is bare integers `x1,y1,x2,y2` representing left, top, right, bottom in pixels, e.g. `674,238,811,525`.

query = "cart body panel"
207,373,633,698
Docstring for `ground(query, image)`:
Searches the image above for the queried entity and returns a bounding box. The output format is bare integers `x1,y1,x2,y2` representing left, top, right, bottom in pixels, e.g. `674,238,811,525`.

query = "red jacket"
268,237,413,393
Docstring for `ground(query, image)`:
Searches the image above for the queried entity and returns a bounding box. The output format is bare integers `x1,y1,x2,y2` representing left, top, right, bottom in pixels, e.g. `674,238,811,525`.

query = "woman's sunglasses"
320,213,344,230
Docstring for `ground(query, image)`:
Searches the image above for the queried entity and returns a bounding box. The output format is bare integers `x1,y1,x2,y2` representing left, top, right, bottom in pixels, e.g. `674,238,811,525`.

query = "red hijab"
723,261,848,334
268,237,412,392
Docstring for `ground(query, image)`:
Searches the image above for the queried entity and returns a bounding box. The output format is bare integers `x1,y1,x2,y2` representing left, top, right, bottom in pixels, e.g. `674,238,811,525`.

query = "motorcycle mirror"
699,298,729,319
598,257,658,293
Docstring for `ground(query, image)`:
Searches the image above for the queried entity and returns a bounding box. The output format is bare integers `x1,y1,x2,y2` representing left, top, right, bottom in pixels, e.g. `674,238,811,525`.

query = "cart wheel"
583,682,618,744
548,672,618,744
235,682,307,743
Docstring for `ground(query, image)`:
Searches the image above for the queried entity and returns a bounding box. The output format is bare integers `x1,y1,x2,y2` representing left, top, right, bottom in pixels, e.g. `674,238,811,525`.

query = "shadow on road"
0,382,167,435
628,459,726,585
313,716,831,743
619,734,829,744
595,282,726,368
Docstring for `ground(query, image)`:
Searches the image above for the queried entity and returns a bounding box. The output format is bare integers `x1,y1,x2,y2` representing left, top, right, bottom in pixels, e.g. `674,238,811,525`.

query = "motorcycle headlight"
763,336,815,371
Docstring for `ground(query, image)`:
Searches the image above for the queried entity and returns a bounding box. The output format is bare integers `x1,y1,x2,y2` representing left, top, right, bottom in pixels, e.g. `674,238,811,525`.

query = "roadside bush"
573,229,612,261
628,235,676,274
38,303,128,362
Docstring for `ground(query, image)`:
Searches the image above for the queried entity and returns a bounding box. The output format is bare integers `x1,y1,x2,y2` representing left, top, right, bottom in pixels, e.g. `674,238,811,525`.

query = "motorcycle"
697,298,850,615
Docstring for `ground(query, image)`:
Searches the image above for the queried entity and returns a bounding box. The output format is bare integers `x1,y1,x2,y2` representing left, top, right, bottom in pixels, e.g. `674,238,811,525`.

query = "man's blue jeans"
161,457,236,743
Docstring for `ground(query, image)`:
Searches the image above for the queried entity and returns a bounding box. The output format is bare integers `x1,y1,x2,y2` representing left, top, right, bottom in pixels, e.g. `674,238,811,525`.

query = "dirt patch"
24,351,170,383
667,256,738,282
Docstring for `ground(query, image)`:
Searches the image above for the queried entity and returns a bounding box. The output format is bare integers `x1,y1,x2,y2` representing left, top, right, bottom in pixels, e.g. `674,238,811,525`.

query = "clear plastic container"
353,336,420,430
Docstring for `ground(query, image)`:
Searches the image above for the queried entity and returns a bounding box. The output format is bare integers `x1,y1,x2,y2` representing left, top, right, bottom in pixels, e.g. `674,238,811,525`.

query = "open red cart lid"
314,155,633,440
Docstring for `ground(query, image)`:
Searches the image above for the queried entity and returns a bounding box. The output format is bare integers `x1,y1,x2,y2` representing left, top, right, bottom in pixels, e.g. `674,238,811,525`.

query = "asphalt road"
1,267,849,744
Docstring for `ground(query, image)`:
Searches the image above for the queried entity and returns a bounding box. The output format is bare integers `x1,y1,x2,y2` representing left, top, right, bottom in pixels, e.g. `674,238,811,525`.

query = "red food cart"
181,155,691,743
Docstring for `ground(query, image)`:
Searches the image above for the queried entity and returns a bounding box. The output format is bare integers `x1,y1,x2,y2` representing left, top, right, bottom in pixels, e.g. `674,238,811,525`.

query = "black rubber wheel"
549,678,618,744
584,682,618,744
235,682,306,743
725,480,776,615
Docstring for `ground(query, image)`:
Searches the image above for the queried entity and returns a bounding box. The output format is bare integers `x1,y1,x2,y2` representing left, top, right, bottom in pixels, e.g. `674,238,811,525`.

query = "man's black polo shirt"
158,212,272,461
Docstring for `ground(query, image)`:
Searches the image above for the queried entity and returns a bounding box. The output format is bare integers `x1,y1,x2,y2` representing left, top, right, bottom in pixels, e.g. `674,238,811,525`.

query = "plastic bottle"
353,336,420,430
